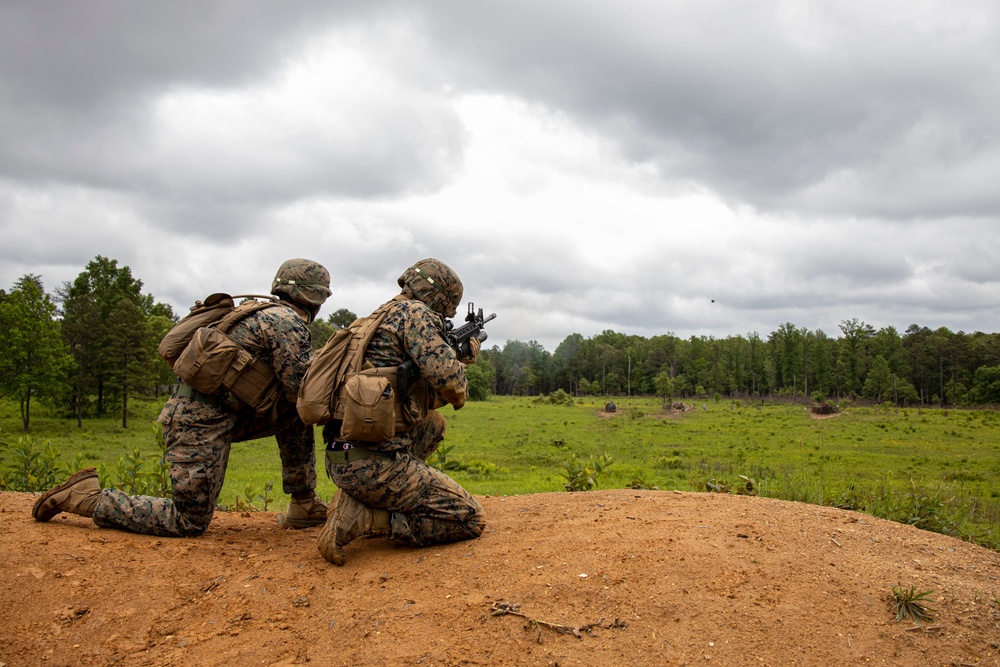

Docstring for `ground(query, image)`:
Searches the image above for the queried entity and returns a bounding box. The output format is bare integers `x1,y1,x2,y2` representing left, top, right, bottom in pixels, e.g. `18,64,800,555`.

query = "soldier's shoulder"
388,298,434,317
248,301,306,329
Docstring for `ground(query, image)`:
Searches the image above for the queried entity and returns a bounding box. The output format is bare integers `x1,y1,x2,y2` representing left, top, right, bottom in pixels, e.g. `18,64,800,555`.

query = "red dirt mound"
1,489,998,666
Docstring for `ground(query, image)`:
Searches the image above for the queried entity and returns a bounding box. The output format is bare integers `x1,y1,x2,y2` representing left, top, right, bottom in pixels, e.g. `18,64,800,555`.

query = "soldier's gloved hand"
460,336,481,365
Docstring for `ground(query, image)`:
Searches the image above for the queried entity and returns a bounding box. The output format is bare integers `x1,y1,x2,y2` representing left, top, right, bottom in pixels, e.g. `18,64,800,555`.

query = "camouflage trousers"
325,411,485,547
92,395,317,537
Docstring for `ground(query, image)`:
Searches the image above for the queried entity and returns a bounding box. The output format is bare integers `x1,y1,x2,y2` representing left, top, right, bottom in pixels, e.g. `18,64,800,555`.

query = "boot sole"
317,501,346,565
32,467,99,522
317,530,346,565
277,514,326,529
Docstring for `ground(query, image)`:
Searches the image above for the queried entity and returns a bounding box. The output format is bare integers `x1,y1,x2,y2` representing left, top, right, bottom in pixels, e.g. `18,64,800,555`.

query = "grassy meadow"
2,395,998,549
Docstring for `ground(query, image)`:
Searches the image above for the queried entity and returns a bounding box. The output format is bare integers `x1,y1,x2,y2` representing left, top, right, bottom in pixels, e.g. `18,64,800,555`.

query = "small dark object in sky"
711,299,715,303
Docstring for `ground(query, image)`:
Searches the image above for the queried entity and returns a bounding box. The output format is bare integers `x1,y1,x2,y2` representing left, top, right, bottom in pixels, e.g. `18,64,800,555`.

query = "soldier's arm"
266,307,315,396
400,305,468,409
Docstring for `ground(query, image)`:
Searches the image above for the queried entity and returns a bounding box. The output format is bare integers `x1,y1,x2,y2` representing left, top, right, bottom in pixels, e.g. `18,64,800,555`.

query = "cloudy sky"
2,1,998,352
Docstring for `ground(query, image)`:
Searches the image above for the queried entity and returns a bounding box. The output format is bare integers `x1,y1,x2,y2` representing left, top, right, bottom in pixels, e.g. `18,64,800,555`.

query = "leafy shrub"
560,453,613,492
1,436,67,492
428,443,461,471
107,426,172,497
460,459,506,477
654,456,685,470
534,389,575,406
627,407,645,420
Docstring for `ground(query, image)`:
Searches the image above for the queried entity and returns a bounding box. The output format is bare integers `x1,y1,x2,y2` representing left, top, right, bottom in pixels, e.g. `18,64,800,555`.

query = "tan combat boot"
317,490,390,566
278,493,328,529
32,468,102,522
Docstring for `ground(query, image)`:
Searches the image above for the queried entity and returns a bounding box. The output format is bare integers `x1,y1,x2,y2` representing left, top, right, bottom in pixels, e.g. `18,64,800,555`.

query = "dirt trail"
2,489,998,666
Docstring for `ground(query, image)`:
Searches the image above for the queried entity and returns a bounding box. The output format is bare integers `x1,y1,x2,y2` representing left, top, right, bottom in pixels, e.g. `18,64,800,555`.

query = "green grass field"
2,396,998,549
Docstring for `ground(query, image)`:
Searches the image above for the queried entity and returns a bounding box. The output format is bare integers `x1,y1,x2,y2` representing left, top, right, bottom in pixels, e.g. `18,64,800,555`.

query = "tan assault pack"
297,296,424,441
159,294,283,413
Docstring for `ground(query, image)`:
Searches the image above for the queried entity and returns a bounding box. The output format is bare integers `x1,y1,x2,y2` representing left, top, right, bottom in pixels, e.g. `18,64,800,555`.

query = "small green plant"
260,480,274,510
428,443,461,471
111,448,147,495
560,453,613,492
890,585,936,624
232,480,275,511
105,427,176,497
3,436,65,492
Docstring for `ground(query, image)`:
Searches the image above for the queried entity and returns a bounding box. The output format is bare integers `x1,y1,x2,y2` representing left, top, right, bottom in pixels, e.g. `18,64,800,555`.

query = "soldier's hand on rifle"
460,336,481,365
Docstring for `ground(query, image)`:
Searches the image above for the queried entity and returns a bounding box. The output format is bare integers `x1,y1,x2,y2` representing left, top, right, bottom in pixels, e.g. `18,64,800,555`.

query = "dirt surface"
2,489,999,667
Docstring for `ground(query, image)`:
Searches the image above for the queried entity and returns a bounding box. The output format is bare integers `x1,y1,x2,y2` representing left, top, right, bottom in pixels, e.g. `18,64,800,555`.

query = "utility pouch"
224,348,282,415
172,327,242,394
173,327,280,414
340,369,396,442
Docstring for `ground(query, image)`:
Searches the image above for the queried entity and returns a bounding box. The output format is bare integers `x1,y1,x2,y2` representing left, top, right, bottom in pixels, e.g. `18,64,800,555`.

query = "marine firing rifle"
396,302,497,397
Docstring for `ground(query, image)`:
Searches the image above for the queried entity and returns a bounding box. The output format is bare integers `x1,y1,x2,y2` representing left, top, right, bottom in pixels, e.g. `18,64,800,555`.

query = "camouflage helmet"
397,258,463,318
271,258,332,322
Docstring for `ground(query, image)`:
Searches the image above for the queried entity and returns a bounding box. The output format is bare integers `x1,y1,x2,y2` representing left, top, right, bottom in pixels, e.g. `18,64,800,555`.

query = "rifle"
397,302,497,397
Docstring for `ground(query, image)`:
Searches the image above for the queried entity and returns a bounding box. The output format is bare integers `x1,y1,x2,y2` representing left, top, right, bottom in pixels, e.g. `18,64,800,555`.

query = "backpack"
159,294,283,413
297,295,425,440
157,293,274,366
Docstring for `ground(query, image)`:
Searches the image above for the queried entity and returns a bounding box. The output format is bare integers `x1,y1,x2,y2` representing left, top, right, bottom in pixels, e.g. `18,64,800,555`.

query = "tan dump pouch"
172,327,242,394
340,370,396,442
173,327,280,413
334,366,424,440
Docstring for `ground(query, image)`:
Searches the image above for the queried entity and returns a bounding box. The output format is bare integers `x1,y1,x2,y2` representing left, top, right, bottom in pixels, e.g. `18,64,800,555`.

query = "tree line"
3,255,1000,431
478,320,1000,407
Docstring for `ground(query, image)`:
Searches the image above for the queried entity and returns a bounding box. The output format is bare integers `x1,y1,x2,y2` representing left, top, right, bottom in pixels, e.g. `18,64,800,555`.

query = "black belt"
325,442,378,464
174,383,222,407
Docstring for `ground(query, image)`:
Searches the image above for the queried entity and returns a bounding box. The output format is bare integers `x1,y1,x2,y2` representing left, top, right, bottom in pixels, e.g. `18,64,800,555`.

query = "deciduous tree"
0,275,71,430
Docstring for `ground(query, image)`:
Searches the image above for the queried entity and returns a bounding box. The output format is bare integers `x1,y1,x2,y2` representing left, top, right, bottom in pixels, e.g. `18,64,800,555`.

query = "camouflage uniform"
93,304,318,537
323,297,485,546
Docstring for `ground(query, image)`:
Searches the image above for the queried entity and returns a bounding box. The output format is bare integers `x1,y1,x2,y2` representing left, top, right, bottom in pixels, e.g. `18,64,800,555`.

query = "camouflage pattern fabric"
92,304,318,537
325,411,484,546
366,297,468,443
323,293,483,546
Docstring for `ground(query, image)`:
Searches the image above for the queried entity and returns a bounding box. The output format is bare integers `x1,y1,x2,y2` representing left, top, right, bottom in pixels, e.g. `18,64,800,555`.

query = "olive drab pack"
296,295,425,441
158,294,283,413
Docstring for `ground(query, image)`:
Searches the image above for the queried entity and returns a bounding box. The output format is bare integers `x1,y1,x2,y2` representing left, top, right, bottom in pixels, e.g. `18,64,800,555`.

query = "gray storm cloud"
1,1,998,350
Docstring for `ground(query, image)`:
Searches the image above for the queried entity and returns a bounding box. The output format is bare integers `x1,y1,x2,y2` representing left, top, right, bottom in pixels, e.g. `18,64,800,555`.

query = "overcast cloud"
1,1,998,352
